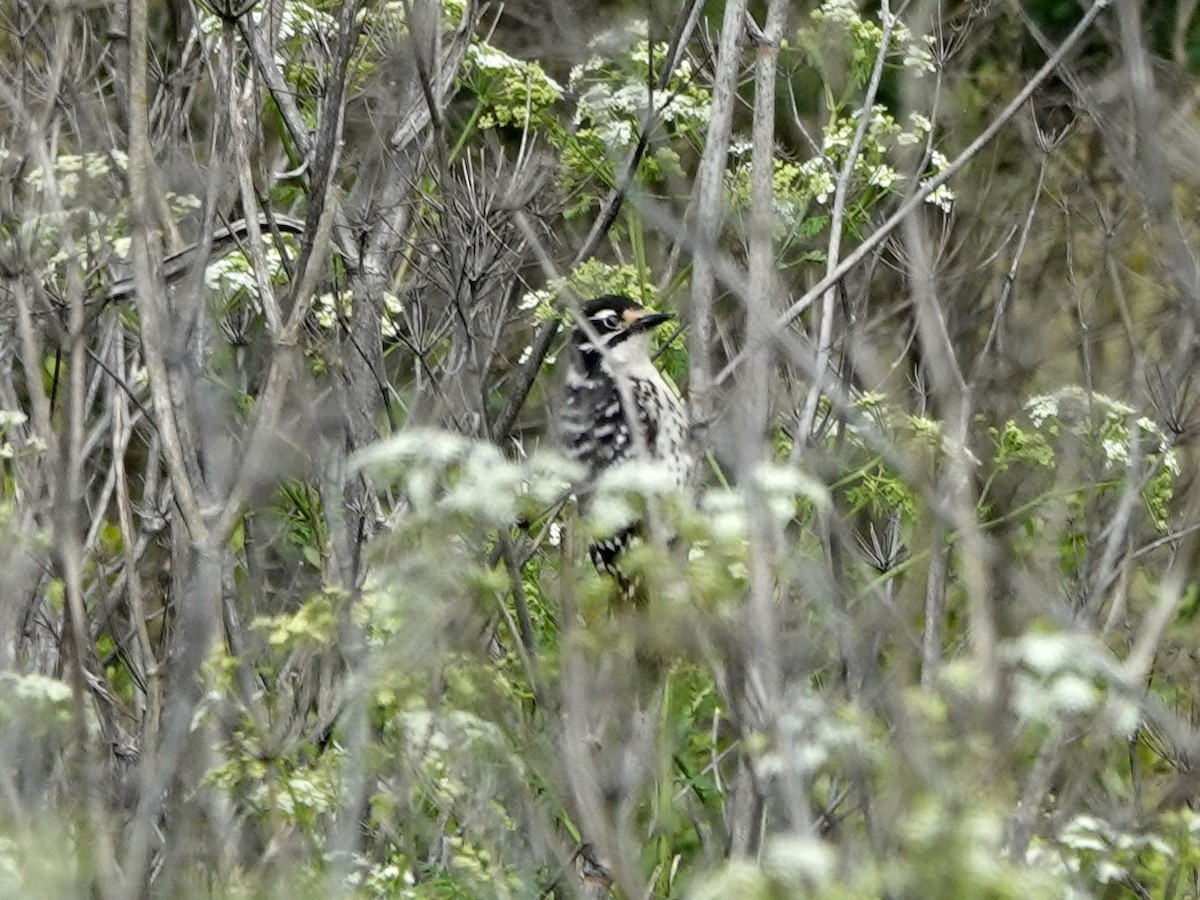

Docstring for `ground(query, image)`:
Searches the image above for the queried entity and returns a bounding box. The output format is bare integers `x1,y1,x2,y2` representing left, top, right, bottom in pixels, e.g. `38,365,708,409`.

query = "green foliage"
0,823,89,897
554,23,712,218
7,0,1200,895
799,0,937,87
519,258,661,323
1024,387,1179,533
1,149,199,290
0,672,74,740
743,0,955,258
254,589,342,650
461,44,564,133
205,235,298,307
990,420,1056,472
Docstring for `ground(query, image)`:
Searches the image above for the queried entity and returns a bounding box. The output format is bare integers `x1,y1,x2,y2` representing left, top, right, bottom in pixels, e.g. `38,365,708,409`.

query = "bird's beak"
624,309,672,332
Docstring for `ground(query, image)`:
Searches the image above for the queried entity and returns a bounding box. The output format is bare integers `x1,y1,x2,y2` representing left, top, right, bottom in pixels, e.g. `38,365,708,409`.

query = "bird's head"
573,295,672,356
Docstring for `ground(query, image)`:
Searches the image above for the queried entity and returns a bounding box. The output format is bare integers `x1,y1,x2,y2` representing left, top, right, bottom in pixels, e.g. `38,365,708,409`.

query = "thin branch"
688,0,748,430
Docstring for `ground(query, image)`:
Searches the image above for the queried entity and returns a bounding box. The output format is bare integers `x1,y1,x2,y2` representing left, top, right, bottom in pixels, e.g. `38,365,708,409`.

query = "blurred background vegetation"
4,0,1200,897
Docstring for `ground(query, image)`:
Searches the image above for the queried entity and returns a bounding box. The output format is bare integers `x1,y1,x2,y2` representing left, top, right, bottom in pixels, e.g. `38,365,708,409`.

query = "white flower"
867,164,902,190
594,459,679,497
568,56,604,86
25,165,46,191
814,0,860,27
821,117,856,151
587,493,636,535
924,183,956,212
1011,632,1076,674
1107,696,1141,737
597,119,635,146
469,44,519,71
1060,815,1116,852
517,289,546,311
1026,393,1059,426
902,47,936,73
700,490,748,541
1050,674,1099,714
5,672,73,704
312,293,340,330
608,83,651,116
867,104,899,137
764,835,835,887
444,448,521,523
799,159,836,205
1101,437,1128,466
59,172,79,199
1163,449,1181,476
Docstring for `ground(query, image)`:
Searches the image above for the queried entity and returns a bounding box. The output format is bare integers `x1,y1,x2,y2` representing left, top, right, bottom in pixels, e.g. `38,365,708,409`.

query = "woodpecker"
560,295,693,582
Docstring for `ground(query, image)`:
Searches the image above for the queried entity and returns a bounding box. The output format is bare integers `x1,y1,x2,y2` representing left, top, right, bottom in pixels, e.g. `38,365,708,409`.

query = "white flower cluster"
754,687,871,783
1025,386,1179,476
783,3,952,219
19,149,196,278
247,768,339,818
312,289,351,330
353,429,580,528
1,672,73,705
921,149,956,213
34,150,125,179
0,409,29,461
1027,385,1132,428
198,0,336,42
812,0,858,27
0,410,27,429
465,41,565,105
590,459,685,534
810,0,939,75
24,151,128,200
204,238,296,305
568,20,650,85
311,290,404,338
683,463,828,581
1051,814,1175,886
797,156,836,206
762,835,836,891
574,77,707,148
754,462,831,519
568,25,710,151
795,106,950,210
1003,632,1139,735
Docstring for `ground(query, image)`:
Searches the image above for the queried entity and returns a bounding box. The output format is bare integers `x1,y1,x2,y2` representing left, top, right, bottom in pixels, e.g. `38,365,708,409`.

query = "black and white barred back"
560,295,693,574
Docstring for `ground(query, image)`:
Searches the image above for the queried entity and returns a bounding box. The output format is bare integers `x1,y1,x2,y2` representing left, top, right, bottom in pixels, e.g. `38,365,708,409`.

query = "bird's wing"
563,378,661,480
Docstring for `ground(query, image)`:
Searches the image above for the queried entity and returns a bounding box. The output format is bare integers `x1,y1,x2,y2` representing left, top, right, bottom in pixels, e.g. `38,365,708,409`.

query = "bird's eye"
593,310,619,328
